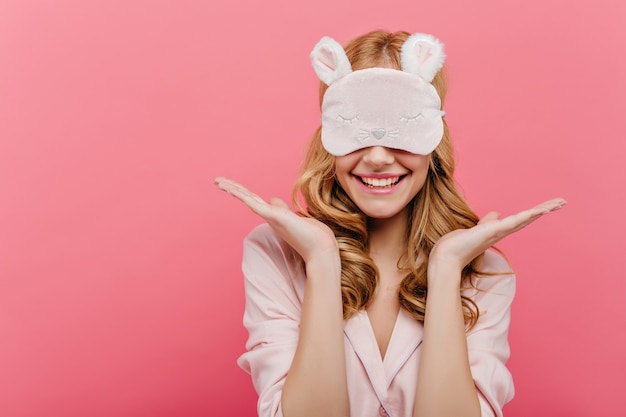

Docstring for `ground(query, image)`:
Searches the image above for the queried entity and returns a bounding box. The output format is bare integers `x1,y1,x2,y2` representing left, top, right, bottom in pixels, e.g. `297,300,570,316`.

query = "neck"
367,206,409,261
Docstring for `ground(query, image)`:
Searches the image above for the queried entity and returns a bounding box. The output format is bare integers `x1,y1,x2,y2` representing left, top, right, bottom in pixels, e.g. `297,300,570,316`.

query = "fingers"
214,177,295,221
214,177,262,203
214,177,272,216
512,198,567,225
495,197,567,236
534,198,567,214
214,177,253,197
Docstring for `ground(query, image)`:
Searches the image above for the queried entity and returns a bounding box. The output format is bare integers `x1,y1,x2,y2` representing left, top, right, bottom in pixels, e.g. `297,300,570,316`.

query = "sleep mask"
311,33,446,156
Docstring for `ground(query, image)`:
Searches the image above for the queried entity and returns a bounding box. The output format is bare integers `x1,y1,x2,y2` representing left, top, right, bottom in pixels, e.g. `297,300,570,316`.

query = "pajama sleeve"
464,250,516,417
236,224,306,417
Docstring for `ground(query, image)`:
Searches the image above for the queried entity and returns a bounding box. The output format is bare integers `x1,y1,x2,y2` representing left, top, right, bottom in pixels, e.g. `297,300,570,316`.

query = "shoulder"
243,223,298,260
244,223,279,242
465,249,516,299
479,249,514,276
242,223,304,283
244,223,283,250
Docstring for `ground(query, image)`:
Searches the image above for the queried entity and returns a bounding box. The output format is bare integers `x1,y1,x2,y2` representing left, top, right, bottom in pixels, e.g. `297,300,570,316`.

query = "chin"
360,206,405,220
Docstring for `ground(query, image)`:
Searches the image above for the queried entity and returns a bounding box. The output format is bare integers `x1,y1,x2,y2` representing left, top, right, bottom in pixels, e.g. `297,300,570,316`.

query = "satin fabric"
237,224,515,417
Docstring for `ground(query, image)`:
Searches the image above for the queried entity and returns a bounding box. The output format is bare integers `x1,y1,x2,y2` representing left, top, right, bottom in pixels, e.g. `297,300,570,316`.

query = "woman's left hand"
429,198,566,273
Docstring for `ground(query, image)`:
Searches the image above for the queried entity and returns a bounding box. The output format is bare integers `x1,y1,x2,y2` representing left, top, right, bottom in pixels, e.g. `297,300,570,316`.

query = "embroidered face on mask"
310,33,446,156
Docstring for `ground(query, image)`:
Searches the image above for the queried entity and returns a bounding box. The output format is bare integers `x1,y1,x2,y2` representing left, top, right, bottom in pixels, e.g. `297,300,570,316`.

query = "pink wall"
1,0,624,415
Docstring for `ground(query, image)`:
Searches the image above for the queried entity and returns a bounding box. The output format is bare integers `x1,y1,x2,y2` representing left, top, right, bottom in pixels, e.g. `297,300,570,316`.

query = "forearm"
413,262,480,417
281,254,350,417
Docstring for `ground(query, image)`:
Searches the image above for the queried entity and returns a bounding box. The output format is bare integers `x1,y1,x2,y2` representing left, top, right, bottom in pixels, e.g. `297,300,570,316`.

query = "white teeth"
360,176,400,188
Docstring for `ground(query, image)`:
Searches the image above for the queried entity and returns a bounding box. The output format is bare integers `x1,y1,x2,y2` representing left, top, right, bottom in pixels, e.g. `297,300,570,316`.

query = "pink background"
1,0,625,415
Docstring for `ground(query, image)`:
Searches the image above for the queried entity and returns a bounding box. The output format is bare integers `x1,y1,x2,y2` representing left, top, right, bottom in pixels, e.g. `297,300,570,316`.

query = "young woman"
215,30,565,417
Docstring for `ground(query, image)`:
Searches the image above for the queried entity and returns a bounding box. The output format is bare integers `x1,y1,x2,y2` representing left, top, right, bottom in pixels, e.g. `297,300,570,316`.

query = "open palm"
430,198,567,271
214,177,338,262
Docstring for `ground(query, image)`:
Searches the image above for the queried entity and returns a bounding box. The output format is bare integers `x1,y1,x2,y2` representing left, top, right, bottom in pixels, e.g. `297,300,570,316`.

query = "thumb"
478,211,500,224
269,197,290,210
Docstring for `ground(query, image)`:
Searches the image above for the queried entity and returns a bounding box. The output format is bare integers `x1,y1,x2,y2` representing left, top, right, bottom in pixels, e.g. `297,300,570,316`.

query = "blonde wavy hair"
293,30,484,328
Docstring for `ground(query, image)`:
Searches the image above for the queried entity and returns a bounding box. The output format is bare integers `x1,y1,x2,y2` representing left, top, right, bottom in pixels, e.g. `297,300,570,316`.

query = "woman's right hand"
214,177,339,263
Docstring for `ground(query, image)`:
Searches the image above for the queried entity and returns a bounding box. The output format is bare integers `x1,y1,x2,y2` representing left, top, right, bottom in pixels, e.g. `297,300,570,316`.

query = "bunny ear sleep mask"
310,33,446,156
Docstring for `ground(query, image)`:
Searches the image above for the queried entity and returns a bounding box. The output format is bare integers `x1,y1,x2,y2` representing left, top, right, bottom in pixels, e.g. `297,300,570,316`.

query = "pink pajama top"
238,224,515,417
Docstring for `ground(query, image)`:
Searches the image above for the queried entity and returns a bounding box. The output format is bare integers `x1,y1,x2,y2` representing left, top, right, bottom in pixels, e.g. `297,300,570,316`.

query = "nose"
362,146,394,168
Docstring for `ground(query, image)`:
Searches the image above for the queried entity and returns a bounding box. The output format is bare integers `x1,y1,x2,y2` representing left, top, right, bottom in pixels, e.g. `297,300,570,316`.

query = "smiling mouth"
358,175,405,188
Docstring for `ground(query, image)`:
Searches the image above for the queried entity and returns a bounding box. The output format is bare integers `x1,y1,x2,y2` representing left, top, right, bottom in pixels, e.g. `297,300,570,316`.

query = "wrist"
426,257,463,288
305,251,342,282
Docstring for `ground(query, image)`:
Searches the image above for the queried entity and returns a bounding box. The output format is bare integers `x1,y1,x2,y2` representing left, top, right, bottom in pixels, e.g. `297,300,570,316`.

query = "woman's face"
334,146,430,219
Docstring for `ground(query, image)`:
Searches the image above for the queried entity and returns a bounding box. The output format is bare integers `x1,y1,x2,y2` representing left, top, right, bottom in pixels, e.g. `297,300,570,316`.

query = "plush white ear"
400,33,446,82
310,37,353,86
